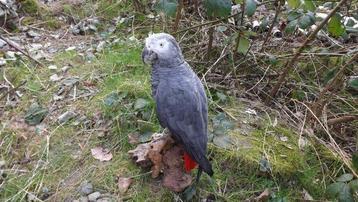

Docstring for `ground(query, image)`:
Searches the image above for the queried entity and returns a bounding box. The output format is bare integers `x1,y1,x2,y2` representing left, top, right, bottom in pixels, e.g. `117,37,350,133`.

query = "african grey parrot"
142,33,214,181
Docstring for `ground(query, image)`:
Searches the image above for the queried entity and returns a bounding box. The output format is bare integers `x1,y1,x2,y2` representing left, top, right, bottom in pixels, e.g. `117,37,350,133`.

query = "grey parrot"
142,33,214,181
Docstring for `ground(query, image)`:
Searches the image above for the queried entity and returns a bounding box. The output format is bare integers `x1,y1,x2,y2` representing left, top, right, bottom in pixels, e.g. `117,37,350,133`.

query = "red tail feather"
183,152,197,172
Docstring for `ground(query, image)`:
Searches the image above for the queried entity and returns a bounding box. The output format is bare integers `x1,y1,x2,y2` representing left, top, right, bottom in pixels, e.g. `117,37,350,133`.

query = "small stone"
27,193,37,201
0,160,5,167
88,192,101,202
0,39,6,48
78,180,93,195
58,111,77,124
66,46,76,51
5,51,16,59
48,65,57,70
279,136,288,142
50,74,62,82
79,196,89,202
61,65,71,72
96,41,106,52
27,30,41,38
96,198,111,202
0,58,6,66
28,43,43,52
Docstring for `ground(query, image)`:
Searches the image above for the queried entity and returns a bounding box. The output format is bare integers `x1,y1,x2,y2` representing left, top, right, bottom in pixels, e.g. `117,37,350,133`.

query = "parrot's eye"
159,43,164,47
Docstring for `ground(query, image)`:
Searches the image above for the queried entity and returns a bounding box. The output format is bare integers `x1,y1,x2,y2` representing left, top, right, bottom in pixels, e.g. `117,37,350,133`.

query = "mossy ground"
0,1,354,201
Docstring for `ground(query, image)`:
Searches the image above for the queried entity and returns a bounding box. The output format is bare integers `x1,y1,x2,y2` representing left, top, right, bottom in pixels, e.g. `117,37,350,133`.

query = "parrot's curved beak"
142,46,157,65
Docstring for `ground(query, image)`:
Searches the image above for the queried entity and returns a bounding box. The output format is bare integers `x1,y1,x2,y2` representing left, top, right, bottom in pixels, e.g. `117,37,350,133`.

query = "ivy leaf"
24,102,48,126
287,0,301,9
352,152,358,171
303,0,316,12
338,184,354,202
245,0,257,17
328,14,346,37
337,173,353,182
299,12,316,29
346,77,358,92
237,37,250,54
155,0,178,17
288,10,302,22
349,179,358,192
204,0,231,18
213,135,233,149
285,19,298,33
134,98,149,110
326,182,345,198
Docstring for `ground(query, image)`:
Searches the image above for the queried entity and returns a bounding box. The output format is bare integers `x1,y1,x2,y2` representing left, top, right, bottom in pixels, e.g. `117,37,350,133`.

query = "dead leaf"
162,145,192,192
254,188,270,201
91,147,112,161
117,177,132,194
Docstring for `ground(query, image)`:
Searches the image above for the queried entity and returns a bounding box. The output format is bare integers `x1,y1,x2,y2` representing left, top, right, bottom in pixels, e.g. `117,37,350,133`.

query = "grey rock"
79,196,89,202
27,30,41,38
0,58,6,66
58,111,77,124
88,192,101,202
78,181,93,195
0,39,6,48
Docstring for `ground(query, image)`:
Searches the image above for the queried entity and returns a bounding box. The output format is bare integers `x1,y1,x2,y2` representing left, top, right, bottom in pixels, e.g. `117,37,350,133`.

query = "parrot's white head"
142,33,184,67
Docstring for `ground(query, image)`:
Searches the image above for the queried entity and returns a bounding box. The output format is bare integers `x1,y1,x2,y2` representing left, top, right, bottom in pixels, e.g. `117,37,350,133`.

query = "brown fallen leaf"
128,132,192,192
91,147,113,161
162,145,192,192
117,177,132,194
254,188,270,202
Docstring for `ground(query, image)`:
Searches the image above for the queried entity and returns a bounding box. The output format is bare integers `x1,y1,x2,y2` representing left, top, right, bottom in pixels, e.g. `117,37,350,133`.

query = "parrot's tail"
183,152,197,172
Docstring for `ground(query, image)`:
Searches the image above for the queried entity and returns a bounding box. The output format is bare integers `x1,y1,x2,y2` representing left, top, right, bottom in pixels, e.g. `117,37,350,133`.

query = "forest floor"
0,1,357,201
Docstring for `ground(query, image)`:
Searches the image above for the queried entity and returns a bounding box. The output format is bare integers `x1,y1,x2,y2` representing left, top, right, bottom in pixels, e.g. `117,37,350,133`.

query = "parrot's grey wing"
156,79,213,176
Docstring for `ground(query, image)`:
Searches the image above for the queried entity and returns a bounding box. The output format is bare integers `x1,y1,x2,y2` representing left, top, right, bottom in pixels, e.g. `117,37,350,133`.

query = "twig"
268,0,349,100
234,0,246,55
172,12,242,35
310,54,357,118
173,0,184,32
0,81,27,101
260,0,281,51
0,35,45,67
327,115,358,125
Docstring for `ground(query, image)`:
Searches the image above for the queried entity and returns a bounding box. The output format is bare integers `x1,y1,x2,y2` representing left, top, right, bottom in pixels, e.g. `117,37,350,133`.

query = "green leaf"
216,92,227,102
287,0,301,9
204,0,231,17
326,182,345,198
237,37,250,54
337,173,354,182
24,102,48,126
285,19,298,34
245,0,257,17
299,12,316,29
139,131,153,143
349,179,358,192
303,0,316,12
104,92,126,107
323,67,338,84
353,152,358,171
328,14,346,37
259,158,271,173
155,0,178,17
287,10,302,22
338,184,354,202
134,98,149,110
213,135,233,149
347,77,358,91
212,113,235,136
